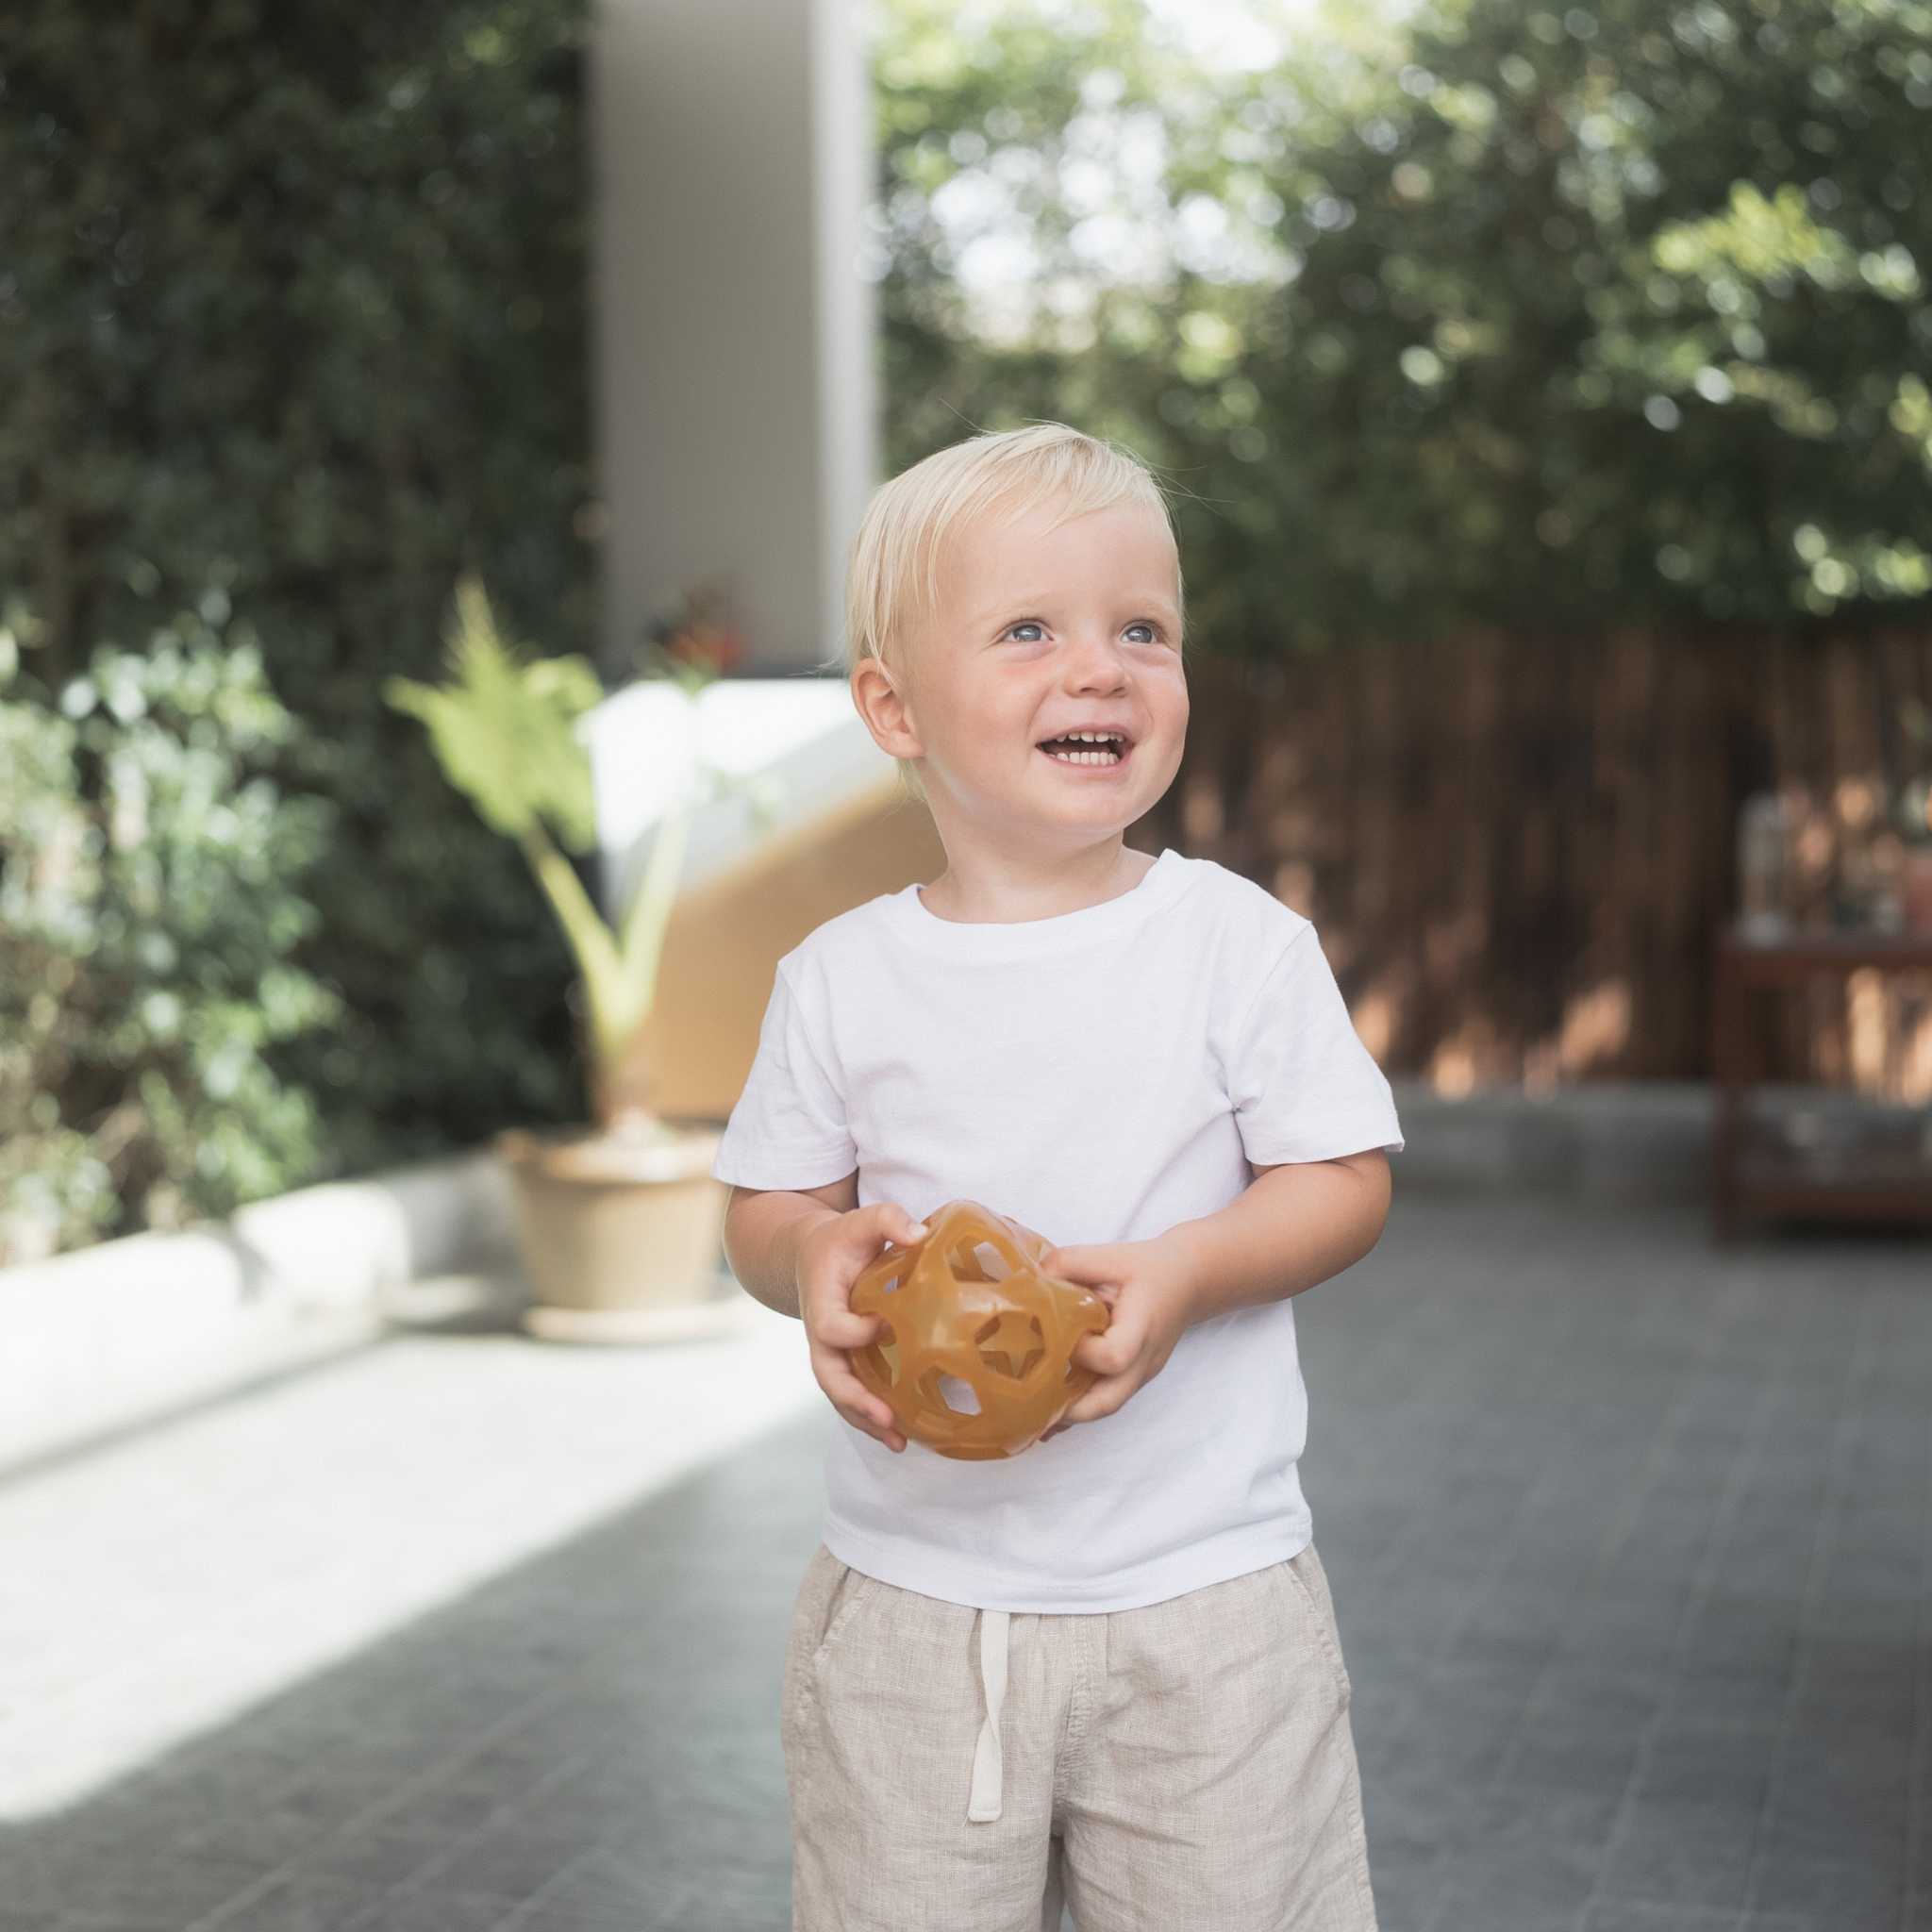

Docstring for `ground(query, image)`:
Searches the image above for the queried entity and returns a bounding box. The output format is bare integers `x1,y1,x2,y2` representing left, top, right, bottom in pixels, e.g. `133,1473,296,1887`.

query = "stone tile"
507,1907,697,1932
629,1868,791,1932
1744,1849,1907,1924
1373,1723,1518,1797
1627,1723,1780,1809
1421,1891,1582,1932
499,1846,691,1927
192,1872,397,1932
1757,1795,1903,1865
353,1779,524,1841
339,1888,524,1932
0,1845,69,1917
273,1824,459,1892
404,1819,597,1905
43,1918,197,1932
1745,1915,1893,1932
1419,1846,1610,1924
20,1850,275,1924
1578,1906,1745,1931
1367,1867,1442,1932
1591,1820,1759,1915
1534,1670,1668,1723
1494,1720,1647,1799
1663,1674,1792,1727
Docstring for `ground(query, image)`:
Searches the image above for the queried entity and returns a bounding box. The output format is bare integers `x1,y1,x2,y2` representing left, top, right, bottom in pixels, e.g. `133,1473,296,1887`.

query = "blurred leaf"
386,575,602,851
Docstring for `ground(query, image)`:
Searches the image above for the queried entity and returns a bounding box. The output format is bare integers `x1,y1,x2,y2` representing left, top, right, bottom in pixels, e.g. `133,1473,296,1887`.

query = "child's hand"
1036,1230,1198,1440
795,1202,929,1453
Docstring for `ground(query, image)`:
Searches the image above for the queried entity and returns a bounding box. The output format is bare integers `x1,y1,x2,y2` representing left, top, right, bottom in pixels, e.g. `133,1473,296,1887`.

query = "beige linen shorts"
781,1541,1380,1931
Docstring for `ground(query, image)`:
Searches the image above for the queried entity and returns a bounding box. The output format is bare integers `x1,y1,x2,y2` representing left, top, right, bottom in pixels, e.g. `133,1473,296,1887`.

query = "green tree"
0,0,598,1178
872,0,1932,649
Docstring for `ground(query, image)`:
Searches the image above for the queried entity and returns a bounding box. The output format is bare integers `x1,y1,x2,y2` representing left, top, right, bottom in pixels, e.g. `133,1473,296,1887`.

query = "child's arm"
723,1176,857,1321
724,1177,929,1453
1167,1149,1391,1323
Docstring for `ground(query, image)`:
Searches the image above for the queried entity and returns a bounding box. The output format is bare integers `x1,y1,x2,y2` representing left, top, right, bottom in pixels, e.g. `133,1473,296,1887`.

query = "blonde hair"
824,421,1189,808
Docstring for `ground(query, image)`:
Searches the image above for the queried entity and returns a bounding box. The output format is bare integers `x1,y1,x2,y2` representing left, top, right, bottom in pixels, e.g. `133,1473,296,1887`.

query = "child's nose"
1065,636,1131,677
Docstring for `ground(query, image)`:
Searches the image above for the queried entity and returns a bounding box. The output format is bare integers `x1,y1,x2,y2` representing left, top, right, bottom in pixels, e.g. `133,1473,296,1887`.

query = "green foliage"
873,0,1932,649
383,576,641,1113
385,576,603,851
0,605,341,1265
0,0,597,1200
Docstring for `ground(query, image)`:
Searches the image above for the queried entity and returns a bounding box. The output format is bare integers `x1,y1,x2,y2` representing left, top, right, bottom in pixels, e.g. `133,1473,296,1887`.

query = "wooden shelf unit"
1710,924,1932,1241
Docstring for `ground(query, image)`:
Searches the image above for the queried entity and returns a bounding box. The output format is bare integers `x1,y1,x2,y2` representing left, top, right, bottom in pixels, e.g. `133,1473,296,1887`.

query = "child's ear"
851,656,920,756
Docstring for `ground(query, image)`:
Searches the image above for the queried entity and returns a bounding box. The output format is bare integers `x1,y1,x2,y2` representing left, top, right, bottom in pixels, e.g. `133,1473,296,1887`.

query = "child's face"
868,498,1189,846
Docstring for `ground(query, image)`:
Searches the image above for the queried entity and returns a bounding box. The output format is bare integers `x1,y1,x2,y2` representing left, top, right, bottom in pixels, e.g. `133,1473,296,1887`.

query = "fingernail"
909,1222,929,1238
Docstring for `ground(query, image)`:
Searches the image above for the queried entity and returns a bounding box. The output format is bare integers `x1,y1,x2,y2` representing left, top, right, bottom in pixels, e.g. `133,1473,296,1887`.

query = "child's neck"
917,842,1155,924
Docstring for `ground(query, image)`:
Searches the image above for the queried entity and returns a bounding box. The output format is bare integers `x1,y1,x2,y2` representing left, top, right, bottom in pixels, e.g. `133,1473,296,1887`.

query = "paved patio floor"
1,1191,1927,1932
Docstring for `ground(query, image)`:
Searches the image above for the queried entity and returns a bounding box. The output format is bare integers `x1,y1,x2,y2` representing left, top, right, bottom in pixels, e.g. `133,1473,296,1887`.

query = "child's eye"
1001,621,1168,644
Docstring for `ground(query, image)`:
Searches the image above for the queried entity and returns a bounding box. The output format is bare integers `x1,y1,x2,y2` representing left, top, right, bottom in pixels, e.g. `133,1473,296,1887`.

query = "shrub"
0,600,341,1263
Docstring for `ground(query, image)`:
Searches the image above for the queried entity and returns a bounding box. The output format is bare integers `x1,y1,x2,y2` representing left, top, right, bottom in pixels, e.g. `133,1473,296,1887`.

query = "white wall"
587,0,878,675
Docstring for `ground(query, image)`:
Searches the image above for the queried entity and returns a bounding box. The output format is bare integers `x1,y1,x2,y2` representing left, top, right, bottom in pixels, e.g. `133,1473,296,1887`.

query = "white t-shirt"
710,845,1404,1613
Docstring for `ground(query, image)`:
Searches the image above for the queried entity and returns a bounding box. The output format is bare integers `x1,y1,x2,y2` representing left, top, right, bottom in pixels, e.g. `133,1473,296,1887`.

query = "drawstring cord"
966,1607,1010,1822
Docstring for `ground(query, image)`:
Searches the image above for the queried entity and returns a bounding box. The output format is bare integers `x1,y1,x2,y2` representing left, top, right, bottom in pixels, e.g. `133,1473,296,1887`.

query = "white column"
587,0,877,675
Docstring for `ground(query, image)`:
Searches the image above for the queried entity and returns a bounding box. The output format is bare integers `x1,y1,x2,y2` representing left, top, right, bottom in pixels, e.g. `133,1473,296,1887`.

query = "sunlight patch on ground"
0,1301,815,1820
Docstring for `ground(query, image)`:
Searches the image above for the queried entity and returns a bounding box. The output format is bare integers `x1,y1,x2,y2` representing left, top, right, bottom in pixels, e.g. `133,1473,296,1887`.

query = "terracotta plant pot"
494,1123,749,1343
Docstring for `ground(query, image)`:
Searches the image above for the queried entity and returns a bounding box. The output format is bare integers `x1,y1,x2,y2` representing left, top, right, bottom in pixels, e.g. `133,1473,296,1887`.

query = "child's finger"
869,1204,929,1249
841,1397,904,1449
811,1301,886,1348
809,1341,906,1447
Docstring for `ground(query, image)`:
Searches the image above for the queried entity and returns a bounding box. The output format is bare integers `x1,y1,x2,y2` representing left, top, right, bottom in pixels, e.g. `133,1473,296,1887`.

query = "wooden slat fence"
1140,628,1932,1100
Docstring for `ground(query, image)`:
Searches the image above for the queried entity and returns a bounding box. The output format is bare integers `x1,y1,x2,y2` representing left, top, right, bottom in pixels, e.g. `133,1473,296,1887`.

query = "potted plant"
386,574,778,1341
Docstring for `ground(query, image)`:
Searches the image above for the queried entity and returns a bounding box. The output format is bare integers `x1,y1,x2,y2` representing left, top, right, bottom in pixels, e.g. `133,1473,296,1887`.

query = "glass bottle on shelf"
1900,777,1932,933
1737,791,1790,941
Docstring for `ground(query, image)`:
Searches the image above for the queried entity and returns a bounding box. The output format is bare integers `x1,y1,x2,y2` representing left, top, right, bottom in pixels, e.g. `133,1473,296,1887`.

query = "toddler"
712,423,1403,1931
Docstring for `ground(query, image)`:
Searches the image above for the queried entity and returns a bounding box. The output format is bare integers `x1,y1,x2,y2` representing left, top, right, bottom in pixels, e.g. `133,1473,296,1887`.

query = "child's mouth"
1036,736,1132,773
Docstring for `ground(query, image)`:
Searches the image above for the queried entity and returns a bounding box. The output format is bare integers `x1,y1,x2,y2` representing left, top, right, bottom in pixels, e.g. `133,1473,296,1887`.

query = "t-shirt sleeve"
709,961,858,1191
1224,924,1404,1165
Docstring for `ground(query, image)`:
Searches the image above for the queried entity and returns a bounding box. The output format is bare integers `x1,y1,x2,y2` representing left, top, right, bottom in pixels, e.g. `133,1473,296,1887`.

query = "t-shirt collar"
884,847,1191,956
